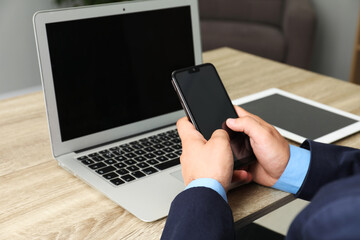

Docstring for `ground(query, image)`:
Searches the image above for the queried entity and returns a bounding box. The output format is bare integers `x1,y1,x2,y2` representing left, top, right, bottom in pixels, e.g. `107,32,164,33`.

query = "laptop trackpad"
170,170,184,183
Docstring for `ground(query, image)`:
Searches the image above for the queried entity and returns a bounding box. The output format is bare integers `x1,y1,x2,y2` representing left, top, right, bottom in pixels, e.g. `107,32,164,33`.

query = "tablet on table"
232,88,360,144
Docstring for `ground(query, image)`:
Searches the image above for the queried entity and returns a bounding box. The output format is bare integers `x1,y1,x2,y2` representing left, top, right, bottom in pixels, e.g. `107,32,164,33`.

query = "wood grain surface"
1,47,360,239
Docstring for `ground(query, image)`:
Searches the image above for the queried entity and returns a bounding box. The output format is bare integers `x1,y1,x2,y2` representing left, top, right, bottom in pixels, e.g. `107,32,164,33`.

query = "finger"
176,117,206,147
207,129,231,153
210,129,230,142
226,116,265,139
234,105,263,123
177,117,197,138
234,105,252,117
232,170,253,183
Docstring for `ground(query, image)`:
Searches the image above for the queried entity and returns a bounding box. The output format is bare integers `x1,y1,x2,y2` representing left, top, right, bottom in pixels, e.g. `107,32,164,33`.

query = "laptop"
33,0,202,222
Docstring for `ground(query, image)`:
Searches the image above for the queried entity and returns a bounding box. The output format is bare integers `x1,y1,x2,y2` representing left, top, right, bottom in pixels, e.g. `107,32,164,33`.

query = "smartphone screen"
172,63,256,168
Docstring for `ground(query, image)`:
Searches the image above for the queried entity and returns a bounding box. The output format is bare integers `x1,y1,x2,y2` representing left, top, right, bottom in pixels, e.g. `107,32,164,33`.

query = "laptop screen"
46,6,195,142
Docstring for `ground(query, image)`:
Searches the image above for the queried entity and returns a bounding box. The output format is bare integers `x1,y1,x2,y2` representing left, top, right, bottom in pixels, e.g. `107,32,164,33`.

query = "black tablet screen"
240,94,358,140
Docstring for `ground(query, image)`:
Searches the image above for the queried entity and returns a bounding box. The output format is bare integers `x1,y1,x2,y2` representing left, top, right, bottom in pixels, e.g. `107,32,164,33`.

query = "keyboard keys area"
76,129,181,186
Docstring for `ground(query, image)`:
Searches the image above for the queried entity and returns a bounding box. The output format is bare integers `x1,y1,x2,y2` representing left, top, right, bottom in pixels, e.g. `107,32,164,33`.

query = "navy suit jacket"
161,140,360,239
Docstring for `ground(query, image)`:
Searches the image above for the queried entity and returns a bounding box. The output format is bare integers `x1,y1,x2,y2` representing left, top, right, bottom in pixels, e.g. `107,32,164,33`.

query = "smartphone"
171,63,256,169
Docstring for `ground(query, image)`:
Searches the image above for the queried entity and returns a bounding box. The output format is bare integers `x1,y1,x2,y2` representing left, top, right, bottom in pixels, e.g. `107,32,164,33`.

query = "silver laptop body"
33,0,202,222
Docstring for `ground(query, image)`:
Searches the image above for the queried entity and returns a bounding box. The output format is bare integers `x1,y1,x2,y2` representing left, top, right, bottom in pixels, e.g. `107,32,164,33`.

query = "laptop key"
134,156,147,162
132,144,143,150
154,150,165,156
156,156,168,162
169,133,179,139
96,166,116,175
137,162,149,168
99,150,110,154
77,156,89,161
124,159,136,165
116,169,129,175
110,178,125,186
171,139,181,144
124,153,136,158
115,156,127,161
88,162,106,170
111,151,121,156
155,158,180,170
102,152,115,159
127,165,140,172
143,167,158,175
121,174,136,182
105,159,117,165
162,141,173,147
159,136,171,141
88,153,99,158
109,146,119,151
144,153,156,159
112,149,125,154
166,153,178,159
92,156,105,162
103,172,118,180
150,139,161,144
153,144,164,149
132,171,145,178
82,159,95,165
123,147,134,152
147,159,159,165
144,146,156,152
163,147,173,153
141,141,153,147
134,150,146,155
114,162,126,169
172,144,182,150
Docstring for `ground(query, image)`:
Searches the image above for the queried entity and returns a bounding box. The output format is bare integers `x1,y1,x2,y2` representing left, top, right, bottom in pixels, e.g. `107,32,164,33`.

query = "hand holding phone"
171,63,256,169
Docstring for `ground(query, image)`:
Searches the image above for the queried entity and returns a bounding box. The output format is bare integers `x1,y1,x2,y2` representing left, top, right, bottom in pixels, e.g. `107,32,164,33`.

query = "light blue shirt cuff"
272,144,311,194
186,178,228,203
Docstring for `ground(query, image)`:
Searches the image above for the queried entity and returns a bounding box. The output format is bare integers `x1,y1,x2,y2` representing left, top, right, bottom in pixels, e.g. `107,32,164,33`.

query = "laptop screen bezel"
33,0,202,157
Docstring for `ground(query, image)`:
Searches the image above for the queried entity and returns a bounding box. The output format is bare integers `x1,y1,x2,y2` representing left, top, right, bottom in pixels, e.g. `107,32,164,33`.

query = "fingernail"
227,118,236,125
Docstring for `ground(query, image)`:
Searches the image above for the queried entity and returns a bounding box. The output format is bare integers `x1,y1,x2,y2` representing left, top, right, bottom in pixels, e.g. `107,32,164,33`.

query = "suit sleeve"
287,174,360,240
296,140,360,200
286,140,360,240
161,187,235,240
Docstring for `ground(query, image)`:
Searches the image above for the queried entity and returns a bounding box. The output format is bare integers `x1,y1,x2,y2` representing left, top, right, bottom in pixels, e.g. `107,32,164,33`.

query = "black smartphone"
171,63,256,169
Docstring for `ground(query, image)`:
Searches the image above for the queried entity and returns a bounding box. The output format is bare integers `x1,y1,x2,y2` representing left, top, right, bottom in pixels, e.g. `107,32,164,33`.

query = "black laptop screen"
46,6,195,141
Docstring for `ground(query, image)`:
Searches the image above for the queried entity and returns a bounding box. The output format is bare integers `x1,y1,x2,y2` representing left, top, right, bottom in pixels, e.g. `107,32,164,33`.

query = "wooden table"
1,47,360,239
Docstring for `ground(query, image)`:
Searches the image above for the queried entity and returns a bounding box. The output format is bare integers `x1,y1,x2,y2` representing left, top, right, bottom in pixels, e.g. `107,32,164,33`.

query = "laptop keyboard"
76,129,182,186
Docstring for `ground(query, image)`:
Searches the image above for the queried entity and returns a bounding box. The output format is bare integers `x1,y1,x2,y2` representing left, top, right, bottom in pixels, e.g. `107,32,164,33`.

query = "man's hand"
177,117,250,192
226,106,290,187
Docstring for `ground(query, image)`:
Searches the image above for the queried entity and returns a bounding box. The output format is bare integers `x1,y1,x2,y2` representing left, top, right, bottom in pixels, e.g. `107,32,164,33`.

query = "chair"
199,0,316,69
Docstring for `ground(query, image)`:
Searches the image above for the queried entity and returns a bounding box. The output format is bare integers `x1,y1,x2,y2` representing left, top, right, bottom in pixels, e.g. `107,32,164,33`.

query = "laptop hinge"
74,123,177,154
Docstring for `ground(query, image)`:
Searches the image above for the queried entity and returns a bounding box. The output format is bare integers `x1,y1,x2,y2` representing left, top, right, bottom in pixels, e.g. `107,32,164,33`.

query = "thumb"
232,170,253,183
226,116,262,139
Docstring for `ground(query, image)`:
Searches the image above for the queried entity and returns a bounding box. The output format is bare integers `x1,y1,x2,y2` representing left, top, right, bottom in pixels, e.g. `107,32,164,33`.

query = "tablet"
232,88,360,144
